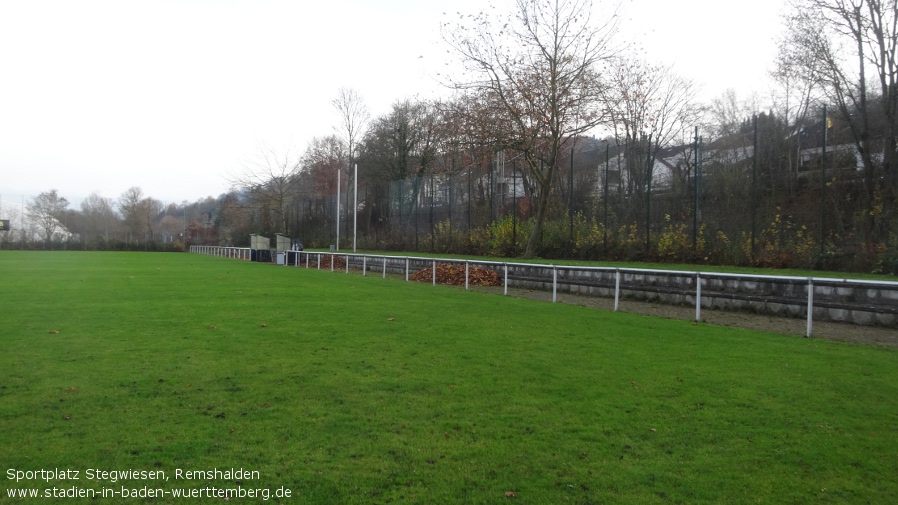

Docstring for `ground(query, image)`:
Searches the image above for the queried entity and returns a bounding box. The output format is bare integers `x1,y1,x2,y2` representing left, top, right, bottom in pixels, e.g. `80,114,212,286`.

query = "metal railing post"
806,278,814,338
504,263,508,296
552,266,558,303
695,272,702,322
614,269,621,311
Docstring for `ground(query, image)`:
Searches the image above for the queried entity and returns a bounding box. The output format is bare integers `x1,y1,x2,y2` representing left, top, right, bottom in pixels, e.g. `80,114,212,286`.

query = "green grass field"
1,251,896,504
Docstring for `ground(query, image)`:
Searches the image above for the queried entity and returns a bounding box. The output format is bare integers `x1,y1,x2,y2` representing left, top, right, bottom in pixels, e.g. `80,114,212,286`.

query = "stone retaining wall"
310,253,898,328
503,264,898,327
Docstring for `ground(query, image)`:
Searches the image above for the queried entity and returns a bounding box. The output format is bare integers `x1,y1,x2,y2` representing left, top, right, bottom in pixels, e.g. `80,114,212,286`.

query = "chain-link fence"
286,132,893,273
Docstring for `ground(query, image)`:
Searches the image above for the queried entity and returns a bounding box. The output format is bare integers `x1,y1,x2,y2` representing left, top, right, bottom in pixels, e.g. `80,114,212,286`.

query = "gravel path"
472,286,898,349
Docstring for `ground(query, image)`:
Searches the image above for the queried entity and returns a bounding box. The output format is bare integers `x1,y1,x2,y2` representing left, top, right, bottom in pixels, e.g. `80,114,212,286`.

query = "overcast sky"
0,0,788,209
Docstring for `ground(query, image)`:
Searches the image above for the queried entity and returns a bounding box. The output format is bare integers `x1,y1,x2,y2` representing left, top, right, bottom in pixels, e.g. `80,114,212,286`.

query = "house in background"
594,139,698,197
793,116,869,179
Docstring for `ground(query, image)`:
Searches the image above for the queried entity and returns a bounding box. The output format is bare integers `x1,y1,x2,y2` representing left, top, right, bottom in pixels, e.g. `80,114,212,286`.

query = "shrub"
488,215,531,257
656,215,692,262
753,211,816,269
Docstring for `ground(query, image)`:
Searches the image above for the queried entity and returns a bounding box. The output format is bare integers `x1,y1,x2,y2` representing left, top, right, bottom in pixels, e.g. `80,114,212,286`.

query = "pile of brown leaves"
410,263,502,287
304,255,347,270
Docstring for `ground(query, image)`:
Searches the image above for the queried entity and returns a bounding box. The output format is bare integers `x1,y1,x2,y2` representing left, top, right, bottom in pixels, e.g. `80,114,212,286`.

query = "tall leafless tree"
443,0,621,257
603,56,700,201
780,0,898,245
301,135,347,197
773,21,825,176
118,186,144,240
79,192,118,244
118,187,163,243
332,87,370,175
357,99,445,222
27,189,69,245
604,57,699,148
332,88,370,240
230,144,302,234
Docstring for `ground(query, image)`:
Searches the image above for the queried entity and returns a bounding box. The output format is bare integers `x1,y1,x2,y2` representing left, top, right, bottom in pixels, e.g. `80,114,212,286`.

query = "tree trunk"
523,185,548,258
523,163,555,258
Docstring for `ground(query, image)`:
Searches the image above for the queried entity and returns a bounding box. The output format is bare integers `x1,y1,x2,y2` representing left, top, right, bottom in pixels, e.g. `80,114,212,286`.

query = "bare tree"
216,193,241,246
605,57,699,148
603,57,700,201
138,197,163,241
332,87,370,174
362,100,421,183
27,189,69,246
356,99,446,224
230,144,302,234
443,0,620,257
118,187,162,243
781,0,898,244
706,90,762,140
301,135,347,198
159,215,181,242
118,187,144,242
332,88,371,240
772,20,823,145
80,192,118,244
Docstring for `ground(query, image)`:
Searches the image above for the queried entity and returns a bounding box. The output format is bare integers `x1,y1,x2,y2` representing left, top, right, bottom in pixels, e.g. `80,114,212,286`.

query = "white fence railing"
189,245,251,261
189,248,898,337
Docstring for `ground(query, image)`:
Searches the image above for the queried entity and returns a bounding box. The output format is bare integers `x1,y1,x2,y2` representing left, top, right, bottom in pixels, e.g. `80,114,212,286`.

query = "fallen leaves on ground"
410,263,502,287
304,256,347,270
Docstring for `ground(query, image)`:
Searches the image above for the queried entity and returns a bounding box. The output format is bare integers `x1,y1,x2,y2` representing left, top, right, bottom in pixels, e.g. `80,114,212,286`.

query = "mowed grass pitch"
1,252,896,504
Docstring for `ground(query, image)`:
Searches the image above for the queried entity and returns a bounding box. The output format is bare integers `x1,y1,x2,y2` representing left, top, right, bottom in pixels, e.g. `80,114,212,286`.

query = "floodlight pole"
353,163,358,252
820,104,827,258
751,115,758,258
645,133,653,254
604,141,609,252
569,146,574,242
693,127,702,251
336,169,341,251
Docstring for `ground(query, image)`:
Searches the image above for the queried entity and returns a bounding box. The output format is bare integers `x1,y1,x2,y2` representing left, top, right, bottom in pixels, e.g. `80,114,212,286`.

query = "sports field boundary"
189,246,898,336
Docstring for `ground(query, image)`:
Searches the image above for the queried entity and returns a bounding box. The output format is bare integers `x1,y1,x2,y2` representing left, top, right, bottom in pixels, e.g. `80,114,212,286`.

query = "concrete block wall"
304,253,898,328
499,263,897,328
